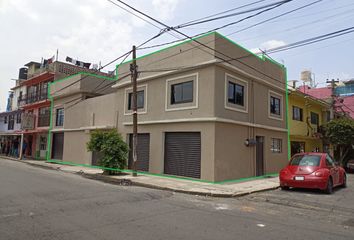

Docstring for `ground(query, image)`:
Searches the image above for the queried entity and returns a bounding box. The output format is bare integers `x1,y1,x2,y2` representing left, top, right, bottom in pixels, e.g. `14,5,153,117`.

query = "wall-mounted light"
244,138,257,147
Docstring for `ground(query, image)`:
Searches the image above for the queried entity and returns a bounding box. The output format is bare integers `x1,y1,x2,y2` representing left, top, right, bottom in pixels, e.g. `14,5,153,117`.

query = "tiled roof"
298,85,332,99
338,96,354,119
298,85,354,119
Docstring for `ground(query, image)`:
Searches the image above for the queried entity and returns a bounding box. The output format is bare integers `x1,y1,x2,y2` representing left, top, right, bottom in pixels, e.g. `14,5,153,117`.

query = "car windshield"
290,155,321,167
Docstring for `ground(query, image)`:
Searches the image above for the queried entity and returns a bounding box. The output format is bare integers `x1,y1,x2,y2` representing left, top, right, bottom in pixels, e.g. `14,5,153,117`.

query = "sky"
1,0,354,111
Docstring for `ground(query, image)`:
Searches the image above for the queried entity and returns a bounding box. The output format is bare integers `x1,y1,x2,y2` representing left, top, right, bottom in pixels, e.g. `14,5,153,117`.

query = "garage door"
164,132,201,179
128,133,150,172
52,133,64,160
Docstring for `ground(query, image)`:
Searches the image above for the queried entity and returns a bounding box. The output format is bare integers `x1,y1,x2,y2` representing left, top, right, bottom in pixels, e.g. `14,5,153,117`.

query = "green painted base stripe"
46,159,278,185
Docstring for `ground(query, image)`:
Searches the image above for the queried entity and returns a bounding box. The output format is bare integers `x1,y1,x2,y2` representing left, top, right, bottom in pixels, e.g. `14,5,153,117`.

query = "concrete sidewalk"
4,158,280,197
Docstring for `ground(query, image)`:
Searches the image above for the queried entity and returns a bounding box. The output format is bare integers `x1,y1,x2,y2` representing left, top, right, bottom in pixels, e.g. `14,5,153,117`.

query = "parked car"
279,153,347,194
346,159,354,173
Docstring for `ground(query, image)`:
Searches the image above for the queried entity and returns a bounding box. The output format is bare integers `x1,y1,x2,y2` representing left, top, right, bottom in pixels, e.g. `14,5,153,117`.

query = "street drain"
342,218,354,227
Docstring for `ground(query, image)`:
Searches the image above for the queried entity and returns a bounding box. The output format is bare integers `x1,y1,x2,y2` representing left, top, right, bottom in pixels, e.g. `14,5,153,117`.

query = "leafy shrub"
87,130,129,174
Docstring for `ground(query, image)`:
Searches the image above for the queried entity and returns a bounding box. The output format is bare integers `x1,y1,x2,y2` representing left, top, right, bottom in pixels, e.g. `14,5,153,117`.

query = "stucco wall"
62,131,92,165
118,122,216,181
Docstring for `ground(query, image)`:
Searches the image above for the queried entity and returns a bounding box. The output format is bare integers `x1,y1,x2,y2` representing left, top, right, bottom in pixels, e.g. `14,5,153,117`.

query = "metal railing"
37,114,50,127
18,90,48,106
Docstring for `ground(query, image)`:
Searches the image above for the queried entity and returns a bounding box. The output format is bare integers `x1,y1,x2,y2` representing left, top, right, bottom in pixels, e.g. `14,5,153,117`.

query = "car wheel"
280,186,289,190
325,178,333,194
342,174,347,188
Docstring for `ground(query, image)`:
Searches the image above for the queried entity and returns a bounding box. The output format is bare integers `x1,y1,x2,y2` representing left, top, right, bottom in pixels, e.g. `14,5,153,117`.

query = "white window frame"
268,90,283,121
224,73,248,113
124,84,148,115
271,138,282,153
165,73,198,112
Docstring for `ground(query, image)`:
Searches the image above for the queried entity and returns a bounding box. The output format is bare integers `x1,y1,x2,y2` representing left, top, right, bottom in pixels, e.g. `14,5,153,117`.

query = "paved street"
1,159,353,240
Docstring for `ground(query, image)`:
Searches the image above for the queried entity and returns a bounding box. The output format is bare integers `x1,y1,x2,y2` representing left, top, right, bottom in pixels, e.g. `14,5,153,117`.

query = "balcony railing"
18,90,48,107
38,114,50,127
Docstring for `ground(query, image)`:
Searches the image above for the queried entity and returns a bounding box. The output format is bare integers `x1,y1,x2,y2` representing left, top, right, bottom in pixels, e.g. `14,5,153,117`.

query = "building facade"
288,89,331,156
49,32,289,182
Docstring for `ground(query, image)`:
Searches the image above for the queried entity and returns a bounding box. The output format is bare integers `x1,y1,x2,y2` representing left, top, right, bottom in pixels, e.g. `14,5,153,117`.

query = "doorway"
256,136,265,176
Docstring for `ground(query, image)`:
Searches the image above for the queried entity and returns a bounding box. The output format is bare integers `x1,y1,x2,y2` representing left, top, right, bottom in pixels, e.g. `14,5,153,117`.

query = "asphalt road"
0,159,353,240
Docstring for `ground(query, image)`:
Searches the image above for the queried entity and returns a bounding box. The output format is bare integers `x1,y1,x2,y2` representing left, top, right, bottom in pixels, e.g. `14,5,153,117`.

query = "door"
256,136,265,176
164,132,201,179
52,133,64,160
128,133,150,172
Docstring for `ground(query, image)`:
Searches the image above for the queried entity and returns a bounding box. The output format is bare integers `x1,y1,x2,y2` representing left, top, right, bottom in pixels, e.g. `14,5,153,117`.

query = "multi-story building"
49,32,289,182
299,79,354,119
0,69,27,158
288,88,331,156
5,60,114,159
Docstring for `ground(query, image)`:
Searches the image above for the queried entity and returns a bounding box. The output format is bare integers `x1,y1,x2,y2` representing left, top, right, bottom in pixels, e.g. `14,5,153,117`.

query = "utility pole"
130,46,138,177
326,78,339,120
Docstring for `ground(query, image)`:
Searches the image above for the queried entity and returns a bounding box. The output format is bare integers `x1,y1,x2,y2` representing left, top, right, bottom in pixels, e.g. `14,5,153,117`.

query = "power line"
138,0,295,50
138,26,354,74
114,0,290,86
237,7,354,42
50,50,132,96
174,0,292,29
265,26,354,54
106,0,183,43
226,0,323,37
63,73,131,111
176,0,267,27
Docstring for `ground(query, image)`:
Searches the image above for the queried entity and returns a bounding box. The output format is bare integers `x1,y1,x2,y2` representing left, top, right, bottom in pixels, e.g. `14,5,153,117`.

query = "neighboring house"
16,60,113,159
298,79,354,119
288,88,331,156
0,89,23,158
49,32,289,182
49,73,116,161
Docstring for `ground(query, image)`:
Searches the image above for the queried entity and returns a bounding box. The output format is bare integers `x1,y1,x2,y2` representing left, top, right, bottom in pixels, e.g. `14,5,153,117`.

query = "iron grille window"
56,108,64,127
38,107,50,127
171,81,193,104
310,112,319,125
8,115,14,130
128,90,144,110
292,106,303,121
270,96,281,115
271,138,282,153
228,81,244,106
16,112,21,124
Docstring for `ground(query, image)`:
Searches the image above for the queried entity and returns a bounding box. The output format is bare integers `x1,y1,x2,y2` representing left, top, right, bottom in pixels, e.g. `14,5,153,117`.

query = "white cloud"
0,0,181,111
251,40,286,53
152,0,180,21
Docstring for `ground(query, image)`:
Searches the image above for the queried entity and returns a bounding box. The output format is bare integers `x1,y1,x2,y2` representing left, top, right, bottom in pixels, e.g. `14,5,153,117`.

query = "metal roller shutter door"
128,133,150,172
164,132,201,179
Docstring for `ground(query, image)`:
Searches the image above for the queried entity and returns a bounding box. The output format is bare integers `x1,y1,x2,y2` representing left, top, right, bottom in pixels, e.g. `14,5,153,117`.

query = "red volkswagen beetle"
279,153,347,194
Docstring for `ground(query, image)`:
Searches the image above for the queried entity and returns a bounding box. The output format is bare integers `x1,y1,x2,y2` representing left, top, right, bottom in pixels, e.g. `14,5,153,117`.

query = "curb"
2,157,279,198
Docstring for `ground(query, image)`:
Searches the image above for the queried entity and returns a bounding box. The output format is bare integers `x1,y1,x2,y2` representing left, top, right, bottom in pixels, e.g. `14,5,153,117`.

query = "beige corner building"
49,32,289,182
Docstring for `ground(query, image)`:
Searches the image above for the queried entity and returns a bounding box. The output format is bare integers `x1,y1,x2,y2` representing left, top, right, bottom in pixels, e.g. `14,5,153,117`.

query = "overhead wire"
176,0,267,27
137,26,354,74
114,0,291,86
138,0,297,50
174,0,292,29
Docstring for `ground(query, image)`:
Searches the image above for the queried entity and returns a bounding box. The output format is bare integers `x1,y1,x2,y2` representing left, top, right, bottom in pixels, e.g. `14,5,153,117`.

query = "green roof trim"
117,31,285,73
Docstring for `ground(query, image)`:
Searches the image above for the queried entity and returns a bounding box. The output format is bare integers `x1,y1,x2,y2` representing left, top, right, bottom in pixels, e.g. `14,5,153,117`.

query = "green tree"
324,118,354,165
87,130,129,174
